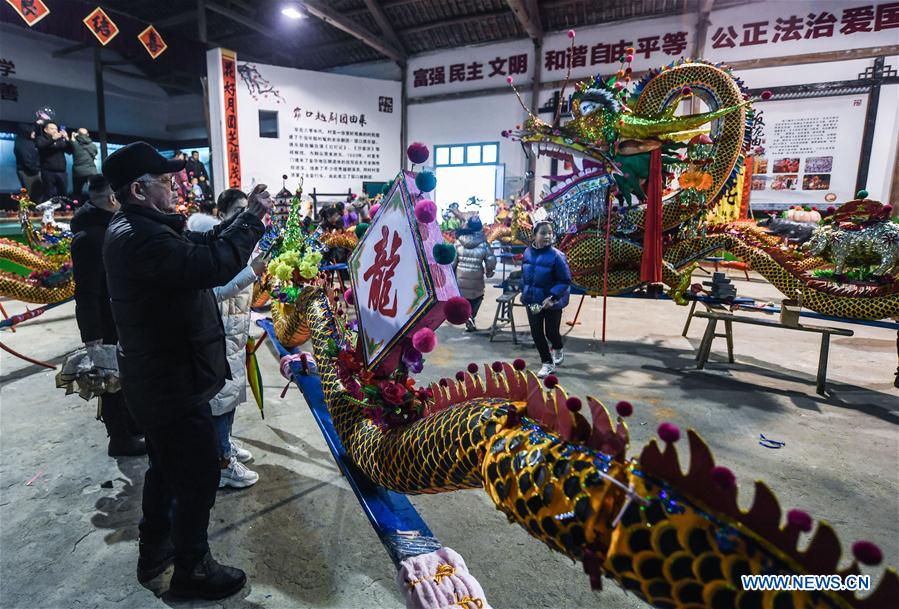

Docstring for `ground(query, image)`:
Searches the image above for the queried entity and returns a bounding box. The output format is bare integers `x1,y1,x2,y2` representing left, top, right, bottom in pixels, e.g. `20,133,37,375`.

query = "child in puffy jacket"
453,216,496,331
520,221,572,378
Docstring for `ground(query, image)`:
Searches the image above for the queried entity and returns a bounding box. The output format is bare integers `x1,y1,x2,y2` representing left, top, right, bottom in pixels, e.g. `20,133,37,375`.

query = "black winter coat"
35,132,72,172
103,204,264,429
14,124,39,176
71,204,117,345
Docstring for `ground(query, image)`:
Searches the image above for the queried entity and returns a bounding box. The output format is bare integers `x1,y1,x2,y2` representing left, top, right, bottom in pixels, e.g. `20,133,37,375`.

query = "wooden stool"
490,292,520,344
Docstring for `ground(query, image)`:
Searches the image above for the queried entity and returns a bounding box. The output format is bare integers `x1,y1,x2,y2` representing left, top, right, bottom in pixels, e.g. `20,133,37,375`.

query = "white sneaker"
230,439,252,463
552,348,564,365
219,457,259,489
537,363,555,378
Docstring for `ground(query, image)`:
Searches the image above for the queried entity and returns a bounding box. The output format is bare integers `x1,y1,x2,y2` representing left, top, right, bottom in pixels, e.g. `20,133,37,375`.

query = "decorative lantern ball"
415,170,437,193
506,76,514,84
615,400,633,417
658,421,680,444
852,541,883,565
444,296,472,325
543,374,559,389
856,189,869,199
414,199,437,223
354,222,370,239
433,242,456,265
369,203,380,218
467,362,479,374
566,397,582,412
343,288,355,306
567,29,576,39
455,371,465,381
513,358,527,371
412,327,437,353
786,509,813,532
710,466,736,491
491,361,503,373
407,141,430,165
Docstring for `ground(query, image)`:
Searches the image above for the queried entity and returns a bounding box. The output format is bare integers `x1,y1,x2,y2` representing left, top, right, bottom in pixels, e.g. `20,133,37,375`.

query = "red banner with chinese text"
221,49,241,188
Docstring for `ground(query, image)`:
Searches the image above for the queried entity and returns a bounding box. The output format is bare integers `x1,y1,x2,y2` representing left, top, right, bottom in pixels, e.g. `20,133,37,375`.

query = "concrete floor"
1,271,897,609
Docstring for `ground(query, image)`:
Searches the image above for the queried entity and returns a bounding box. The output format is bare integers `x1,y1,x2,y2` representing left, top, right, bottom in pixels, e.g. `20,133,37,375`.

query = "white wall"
0,24,205,141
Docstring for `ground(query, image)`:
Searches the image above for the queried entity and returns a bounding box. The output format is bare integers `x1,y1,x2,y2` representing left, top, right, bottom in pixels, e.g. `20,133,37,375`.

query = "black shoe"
137,540,175,584
169,552,247,600
108,434,147,457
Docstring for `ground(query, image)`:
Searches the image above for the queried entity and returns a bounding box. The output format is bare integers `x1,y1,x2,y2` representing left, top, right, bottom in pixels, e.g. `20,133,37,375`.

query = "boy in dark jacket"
102,142,269,600
34,121,72,200
70,128,99,199
13,123,40,198
71,176,145,457
521,221,572,378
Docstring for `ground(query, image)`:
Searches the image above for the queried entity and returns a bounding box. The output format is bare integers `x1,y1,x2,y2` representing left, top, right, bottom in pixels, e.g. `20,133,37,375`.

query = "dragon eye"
579,100,598,116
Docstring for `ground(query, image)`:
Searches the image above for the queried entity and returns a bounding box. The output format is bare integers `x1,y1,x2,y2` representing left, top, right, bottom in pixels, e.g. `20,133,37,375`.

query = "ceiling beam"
153,10,198,28
52,42,91,58
505,0,542,40
299,0,406,63
362,0,406,57
206,1,269,36
398,9,512,36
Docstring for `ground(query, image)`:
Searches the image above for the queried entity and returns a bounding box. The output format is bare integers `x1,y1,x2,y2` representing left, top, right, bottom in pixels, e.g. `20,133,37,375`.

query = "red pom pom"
566,397,582,412
491,361,503,373
852,541,883,565
513,358,526,370
825,206,836,215
786,509,812,532
658,422,680,443
710,466,736,490
543,374,558,388
760,90,773,100
444,296,472,325
615,401,633,417
414,199,437,223
406,141,430,165
567,29,575,39
690,282,703,294
343,288,355,306
506,76,514,84
412,328,436,353
439,378,448,387
467,363,479,374
883,204,893,215
455,371,465,381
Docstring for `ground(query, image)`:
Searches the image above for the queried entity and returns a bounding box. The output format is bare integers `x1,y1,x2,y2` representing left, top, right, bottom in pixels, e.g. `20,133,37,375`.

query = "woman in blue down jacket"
520,220,572,378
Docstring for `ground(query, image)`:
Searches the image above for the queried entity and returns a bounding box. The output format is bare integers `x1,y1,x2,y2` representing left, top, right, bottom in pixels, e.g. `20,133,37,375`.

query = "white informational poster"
230,60,401,193
748,95,869,210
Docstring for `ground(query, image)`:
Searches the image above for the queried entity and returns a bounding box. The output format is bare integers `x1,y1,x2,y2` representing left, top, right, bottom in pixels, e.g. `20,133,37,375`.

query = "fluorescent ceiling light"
282,6,304,19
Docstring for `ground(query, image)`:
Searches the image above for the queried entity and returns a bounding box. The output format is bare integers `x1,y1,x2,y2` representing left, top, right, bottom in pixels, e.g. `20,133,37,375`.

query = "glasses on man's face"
139,174,176,190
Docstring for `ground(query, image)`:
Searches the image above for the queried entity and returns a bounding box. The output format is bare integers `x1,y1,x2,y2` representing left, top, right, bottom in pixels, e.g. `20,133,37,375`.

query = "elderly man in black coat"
70,175,145,457
102,142,269,600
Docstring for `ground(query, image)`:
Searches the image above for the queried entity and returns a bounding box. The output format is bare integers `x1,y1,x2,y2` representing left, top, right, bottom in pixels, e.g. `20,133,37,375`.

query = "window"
434,141,500,167
259,110,278,138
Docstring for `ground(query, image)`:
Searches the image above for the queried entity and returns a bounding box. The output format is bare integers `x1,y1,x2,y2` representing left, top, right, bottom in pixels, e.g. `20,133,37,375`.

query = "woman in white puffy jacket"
204,188,270,489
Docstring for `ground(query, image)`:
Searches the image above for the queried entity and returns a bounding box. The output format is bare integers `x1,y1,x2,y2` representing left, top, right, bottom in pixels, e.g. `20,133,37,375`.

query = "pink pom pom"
343,288,355,306
501,130,510,138
710,466,736,490
786,509,812,532
567,29,576,39
406,141,430,165
566,397,582,412
412,328,437,353
491,361,503,373
852,541,883,565
369,203,380,218
513,358,526,370
414,199,437,223
658,422,680,443
760,90,773,100
625,54,634,62
506,76,514,84
444,296,472,325
455,371,465,382
467,362,479,374
543,374,558,388
615,401,633,417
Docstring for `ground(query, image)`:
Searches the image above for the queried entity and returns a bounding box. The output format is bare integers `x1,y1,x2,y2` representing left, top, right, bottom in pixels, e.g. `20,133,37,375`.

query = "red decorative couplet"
221,49,241,188
137,25,167,59
83,7,119,46
5,0,50,26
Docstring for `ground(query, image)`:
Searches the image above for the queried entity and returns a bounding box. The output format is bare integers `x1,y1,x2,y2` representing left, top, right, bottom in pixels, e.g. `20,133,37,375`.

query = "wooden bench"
691,310,853,395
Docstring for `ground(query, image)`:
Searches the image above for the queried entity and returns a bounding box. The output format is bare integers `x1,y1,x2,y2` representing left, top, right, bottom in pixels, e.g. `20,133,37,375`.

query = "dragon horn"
619,101,750,140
